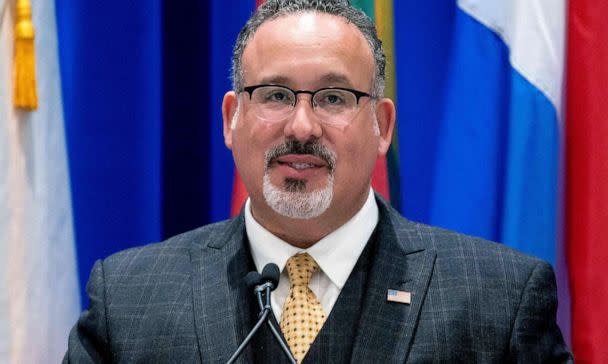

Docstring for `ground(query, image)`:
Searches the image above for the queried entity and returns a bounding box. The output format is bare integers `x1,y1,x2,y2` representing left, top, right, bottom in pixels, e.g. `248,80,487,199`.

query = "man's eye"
324,94,344,104
265,91,292,103
317,92,346,106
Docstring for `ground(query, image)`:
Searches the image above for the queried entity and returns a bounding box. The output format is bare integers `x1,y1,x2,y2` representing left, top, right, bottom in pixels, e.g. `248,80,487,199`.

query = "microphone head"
244,271,262,290
261,263,280,291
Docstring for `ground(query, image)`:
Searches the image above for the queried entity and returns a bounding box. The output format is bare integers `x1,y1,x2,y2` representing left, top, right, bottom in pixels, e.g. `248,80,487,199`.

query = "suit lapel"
189,215,254,364
351,197,437,363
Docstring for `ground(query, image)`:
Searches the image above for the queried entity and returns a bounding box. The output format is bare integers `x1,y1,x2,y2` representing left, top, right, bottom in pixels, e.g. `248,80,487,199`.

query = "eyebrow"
257,73,354,89
318,73,353,88
258,75,291,86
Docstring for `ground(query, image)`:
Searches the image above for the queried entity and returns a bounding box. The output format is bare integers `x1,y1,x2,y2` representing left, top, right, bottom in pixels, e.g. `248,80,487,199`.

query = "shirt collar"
245,189,379,289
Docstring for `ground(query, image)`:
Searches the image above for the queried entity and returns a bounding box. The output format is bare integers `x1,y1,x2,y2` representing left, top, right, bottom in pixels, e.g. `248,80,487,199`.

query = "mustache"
264,139,337,172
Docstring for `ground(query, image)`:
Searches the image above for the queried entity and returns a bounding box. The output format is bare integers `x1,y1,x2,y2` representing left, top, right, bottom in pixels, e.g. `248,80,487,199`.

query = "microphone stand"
226,282,296,364
225,303,269,364
258,285,296,364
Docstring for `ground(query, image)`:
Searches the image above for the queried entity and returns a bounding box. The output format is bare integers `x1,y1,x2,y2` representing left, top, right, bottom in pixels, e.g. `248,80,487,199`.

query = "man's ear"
222,91,239,149
374,98,396,155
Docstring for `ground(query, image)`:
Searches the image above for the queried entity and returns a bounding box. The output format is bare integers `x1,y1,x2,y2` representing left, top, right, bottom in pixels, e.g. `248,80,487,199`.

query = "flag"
357,0,401,207
386,289,411,304
431,0,565,270
0,0,80,362
392,0,569,340
566,0,608,360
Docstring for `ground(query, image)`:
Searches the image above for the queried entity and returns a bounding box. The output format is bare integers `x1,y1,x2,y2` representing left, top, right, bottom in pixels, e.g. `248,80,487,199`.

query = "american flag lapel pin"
387,289,411,304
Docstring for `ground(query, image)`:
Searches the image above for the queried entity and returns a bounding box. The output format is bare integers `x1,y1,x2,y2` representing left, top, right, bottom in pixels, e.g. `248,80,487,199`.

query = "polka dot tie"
279,253,327,363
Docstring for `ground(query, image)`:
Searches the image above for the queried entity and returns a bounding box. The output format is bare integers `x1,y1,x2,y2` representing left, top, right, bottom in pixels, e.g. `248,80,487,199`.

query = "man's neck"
249,192,370,248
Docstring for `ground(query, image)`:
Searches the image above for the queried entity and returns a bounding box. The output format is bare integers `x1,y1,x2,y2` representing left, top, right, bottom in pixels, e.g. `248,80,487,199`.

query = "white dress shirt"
245,189,379,321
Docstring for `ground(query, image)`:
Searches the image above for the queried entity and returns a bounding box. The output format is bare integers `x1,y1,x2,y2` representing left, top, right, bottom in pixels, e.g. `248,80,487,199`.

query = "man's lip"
274,154,328,167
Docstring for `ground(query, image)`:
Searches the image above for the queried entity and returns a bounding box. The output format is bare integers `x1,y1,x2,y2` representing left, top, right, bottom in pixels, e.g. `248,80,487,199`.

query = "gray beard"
262,173,333,219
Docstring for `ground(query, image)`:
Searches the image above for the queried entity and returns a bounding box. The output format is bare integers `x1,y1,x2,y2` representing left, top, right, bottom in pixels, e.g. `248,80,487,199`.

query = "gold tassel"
13,0,38,110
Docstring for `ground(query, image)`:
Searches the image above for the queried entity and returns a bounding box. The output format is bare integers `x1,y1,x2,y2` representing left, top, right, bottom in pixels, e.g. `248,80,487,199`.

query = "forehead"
241,12,375,89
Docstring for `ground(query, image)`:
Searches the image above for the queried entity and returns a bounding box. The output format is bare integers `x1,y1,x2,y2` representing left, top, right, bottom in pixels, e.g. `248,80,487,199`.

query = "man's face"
223,12,394,230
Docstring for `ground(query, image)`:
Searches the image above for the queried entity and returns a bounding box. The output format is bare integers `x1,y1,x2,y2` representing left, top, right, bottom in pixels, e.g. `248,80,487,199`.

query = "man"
65,0,572,362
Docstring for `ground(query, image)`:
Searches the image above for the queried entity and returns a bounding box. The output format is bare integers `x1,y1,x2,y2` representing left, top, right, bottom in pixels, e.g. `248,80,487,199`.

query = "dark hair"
231,0,386,97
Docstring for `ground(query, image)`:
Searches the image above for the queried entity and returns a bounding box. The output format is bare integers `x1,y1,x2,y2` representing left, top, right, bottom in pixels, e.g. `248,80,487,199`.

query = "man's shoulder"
99,217,239,276
380,200,550,279
386,211,555,302
409,218,543,264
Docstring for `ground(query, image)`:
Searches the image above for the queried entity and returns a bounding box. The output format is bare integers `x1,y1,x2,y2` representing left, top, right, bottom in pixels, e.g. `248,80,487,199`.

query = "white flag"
0,0,80,362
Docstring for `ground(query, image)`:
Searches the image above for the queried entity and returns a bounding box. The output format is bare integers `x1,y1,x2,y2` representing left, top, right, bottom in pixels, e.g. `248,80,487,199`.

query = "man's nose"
283,97,323,142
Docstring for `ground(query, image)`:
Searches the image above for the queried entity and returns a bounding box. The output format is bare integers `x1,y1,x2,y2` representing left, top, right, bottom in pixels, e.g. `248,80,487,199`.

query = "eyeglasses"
240,84,375,125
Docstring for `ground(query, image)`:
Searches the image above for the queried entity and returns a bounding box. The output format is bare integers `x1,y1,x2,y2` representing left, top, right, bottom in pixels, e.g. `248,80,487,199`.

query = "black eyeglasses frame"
240,84,374,105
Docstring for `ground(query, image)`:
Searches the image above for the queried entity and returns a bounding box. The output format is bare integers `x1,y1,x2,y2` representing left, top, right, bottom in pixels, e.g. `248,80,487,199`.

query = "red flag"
566,0,608,361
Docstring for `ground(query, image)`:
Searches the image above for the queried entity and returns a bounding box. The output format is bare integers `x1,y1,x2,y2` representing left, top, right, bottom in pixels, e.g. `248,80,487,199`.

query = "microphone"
261,263,280,289
257,264,295,363
226,264,296,364
255,263,279,310
244,271,262,289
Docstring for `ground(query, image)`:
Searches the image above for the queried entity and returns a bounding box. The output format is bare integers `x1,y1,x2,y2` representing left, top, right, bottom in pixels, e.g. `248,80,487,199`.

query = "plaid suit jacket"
64,196,572,363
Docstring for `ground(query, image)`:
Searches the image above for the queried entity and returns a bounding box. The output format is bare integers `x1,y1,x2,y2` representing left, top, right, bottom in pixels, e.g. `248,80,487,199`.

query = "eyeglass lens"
249,86,362,125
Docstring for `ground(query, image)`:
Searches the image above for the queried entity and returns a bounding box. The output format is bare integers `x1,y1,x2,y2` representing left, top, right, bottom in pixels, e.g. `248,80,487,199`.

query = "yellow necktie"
280,253,327,363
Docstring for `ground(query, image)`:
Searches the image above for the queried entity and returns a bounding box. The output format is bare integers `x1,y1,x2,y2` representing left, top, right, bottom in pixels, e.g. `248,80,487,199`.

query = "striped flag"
431,0,565,271
414,0,568,338
386,289,411,304
419,1,608,358
354,0,400,207
0,0,80,362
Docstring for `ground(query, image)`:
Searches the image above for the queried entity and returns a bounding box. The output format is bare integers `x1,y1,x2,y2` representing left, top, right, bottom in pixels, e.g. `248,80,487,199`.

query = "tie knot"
285,253,319,287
